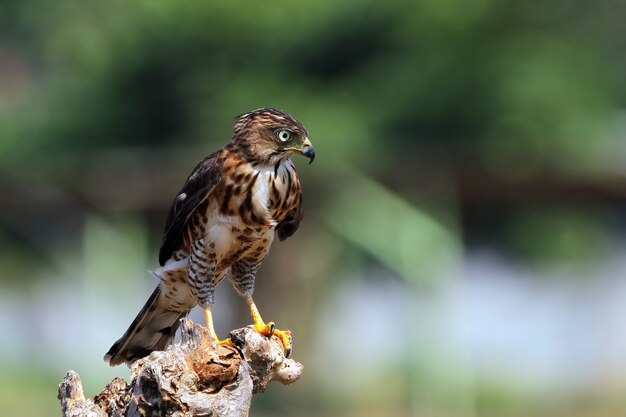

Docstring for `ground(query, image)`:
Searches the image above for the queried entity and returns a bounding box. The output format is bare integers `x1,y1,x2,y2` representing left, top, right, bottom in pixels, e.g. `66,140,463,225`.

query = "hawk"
105,108,315,366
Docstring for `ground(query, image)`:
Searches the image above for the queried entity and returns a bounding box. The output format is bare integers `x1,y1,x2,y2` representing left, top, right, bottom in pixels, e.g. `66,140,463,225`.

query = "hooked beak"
300,137,315,164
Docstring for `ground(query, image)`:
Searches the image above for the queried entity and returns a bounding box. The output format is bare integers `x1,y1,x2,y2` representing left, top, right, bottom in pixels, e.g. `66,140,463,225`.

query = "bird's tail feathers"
104,286,187,366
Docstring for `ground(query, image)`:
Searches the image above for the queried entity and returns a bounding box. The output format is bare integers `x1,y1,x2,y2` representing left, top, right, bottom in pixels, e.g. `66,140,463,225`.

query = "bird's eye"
277,129,291,142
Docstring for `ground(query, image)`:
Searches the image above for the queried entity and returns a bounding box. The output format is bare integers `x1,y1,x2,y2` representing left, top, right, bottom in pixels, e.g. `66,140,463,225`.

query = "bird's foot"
273,328,293,358
214,336,235,348
254,321,293,357
200,324,235,348
203,307,234,348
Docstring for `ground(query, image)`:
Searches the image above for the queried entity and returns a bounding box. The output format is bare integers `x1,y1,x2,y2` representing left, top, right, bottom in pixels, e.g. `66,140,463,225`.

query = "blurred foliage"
0,0,623,266
1,1,626,416
0,370,60,416
322,166,457,286
0,0,623,173
508,205,618,266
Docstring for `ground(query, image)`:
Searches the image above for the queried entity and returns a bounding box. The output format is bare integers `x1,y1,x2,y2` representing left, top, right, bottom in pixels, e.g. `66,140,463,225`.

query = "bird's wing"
159,152,223,266
276,194,303,241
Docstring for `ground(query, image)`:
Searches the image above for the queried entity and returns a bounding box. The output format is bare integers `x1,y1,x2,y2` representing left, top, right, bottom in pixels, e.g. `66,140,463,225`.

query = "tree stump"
58,319,303,417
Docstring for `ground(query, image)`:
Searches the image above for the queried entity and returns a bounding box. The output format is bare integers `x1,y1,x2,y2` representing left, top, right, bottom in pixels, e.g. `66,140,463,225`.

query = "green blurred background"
1,0,626,416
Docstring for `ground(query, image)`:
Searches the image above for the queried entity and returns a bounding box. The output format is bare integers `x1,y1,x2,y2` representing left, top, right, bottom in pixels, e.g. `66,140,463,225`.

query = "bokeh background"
1,1,626,416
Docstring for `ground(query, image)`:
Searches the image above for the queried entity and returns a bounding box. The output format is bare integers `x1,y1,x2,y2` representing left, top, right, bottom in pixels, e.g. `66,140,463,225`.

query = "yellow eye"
277,129,291,142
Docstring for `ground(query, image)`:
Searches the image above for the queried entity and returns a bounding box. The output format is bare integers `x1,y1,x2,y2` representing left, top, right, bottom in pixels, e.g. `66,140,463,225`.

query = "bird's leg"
203,305,233,346
244,294,292,357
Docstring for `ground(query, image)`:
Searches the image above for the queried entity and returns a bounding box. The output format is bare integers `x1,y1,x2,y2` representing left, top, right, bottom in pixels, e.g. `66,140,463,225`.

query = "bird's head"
232,108,315,166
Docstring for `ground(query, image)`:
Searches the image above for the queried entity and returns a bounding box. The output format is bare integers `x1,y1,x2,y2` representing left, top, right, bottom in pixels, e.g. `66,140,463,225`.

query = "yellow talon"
203,306,234,347
245,295,293,357
273,328,292,357
254,320,276,337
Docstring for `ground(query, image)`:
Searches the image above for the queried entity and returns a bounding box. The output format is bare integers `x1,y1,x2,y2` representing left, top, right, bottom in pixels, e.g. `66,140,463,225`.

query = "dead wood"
58,319,303,417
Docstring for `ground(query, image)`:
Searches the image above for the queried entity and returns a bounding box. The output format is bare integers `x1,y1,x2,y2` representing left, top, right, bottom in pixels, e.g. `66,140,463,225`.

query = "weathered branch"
58,319,303,417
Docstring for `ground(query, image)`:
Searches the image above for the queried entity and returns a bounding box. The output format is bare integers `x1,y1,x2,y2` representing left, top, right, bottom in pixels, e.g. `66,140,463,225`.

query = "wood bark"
58,319,303,417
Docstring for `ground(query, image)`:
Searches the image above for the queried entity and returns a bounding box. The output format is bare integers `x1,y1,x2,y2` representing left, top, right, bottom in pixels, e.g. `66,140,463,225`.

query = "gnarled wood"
58,319,303,417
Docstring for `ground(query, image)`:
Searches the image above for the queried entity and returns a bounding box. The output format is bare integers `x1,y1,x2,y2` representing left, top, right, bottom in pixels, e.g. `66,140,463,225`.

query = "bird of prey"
105,108,315,366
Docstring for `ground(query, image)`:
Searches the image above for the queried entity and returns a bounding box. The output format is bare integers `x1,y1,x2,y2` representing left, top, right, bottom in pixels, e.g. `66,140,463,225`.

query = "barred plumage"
105,108,314,366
